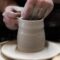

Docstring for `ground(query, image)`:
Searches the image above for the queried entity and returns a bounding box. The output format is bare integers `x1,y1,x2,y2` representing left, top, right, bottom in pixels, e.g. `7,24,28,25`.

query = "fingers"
31,0,44,19
37,0,48,19
31,0,39,19
22,0,53,20
21,0,37,19
3,15,16,24
43,0,54,18
34,0,54,19
3,9,21,18
3,6,23,19
2,6,23,30
3,11,21,19
3,15,18,30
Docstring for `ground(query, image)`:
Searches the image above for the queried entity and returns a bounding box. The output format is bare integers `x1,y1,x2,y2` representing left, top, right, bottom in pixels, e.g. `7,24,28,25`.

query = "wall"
53,0,60,3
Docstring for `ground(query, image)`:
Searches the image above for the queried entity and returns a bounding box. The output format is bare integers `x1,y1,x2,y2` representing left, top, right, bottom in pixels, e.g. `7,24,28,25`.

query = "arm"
0,0,17,12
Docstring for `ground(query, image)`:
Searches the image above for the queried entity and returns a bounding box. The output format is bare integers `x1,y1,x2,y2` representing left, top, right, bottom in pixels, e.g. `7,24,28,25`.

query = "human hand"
3,6,23,30
21,0,54,20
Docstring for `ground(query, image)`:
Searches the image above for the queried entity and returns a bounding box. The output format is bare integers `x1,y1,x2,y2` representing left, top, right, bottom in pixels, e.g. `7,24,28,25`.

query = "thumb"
12,9,21,16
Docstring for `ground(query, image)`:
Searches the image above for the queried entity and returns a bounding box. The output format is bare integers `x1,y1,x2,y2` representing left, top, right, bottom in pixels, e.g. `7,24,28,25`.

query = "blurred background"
45,0,60,42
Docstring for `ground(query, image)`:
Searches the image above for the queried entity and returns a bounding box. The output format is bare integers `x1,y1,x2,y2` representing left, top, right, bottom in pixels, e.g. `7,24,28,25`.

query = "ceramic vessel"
17,17,45,52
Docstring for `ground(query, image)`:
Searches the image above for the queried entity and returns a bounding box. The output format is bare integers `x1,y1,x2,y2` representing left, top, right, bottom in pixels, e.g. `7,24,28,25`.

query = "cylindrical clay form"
17,18,45,52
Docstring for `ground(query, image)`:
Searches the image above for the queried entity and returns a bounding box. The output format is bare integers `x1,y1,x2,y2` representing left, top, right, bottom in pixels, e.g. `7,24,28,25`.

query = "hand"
3,6,23,30
21,0,54,20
